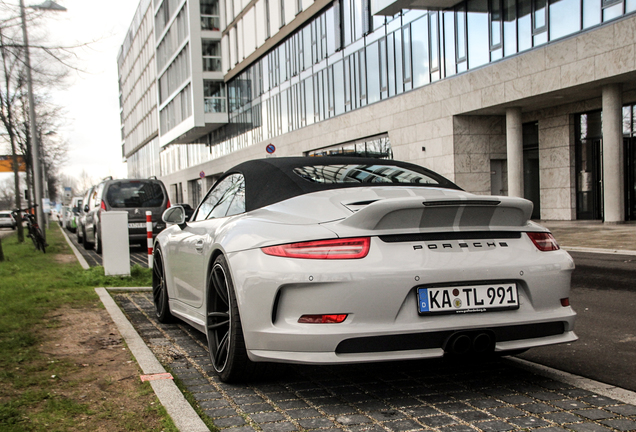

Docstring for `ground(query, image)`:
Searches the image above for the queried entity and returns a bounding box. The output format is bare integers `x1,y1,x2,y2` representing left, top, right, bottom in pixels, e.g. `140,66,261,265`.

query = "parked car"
152,157,578,383
84,178,169,253
62,206,77,232
0,210,17,229
77,186,94,246
69,196,83,233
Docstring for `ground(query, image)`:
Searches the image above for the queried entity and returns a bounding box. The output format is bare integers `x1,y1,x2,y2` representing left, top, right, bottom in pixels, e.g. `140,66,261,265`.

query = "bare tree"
0,3,71,227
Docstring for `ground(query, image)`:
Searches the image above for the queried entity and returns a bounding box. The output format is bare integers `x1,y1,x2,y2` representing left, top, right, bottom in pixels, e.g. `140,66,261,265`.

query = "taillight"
527,232,560,251
560,298,570,307
100,200,106,211
262,237,370,259
298,314,348,324
167,199,171,208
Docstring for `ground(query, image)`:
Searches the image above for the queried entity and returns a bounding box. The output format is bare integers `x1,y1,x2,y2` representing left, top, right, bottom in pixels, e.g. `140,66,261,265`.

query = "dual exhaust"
444,331,495,355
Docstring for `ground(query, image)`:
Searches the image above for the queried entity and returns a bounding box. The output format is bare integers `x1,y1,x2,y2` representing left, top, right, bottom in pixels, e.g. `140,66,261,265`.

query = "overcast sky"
1,0,140,187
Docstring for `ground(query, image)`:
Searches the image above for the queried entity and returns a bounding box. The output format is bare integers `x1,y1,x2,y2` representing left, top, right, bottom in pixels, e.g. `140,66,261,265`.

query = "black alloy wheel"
152,248,174,323
206,255,256,383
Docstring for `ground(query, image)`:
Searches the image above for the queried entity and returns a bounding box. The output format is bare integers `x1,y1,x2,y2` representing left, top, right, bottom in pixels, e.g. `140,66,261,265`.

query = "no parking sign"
266,144,276,155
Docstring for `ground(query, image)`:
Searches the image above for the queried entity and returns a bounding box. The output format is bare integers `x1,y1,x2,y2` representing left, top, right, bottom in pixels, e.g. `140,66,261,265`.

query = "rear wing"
332,196,535,233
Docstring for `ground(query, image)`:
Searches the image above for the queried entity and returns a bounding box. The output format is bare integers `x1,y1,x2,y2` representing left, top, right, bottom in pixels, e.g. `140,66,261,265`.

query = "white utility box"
101,211,131,276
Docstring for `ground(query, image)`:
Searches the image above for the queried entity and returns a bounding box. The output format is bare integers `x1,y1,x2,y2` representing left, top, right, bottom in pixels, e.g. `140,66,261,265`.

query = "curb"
562,246,636,256
95,287,210,432
58,225,90,269
509,357,636,405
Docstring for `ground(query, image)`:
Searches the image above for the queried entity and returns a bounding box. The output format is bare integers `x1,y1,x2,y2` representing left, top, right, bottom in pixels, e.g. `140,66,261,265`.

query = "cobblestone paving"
115,292,636,432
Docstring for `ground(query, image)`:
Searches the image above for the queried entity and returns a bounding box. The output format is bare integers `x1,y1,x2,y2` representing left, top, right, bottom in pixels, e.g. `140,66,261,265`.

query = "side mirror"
162,206,186,228
84,204,89,212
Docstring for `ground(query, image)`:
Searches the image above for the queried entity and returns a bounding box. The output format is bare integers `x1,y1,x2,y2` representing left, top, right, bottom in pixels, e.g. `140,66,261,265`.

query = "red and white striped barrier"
146,211,153,269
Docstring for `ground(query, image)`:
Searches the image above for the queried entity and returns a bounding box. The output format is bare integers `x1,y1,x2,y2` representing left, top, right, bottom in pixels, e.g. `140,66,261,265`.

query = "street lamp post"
19,0,66,241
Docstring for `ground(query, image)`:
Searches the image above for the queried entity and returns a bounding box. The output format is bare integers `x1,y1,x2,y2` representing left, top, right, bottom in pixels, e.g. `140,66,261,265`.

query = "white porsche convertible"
153,157,577,382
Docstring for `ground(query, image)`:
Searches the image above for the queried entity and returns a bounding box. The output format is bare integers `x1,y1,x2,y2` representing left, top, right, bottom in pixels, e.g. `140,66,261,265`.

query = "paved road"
114,292,636,432
62,226,150,268
520,251,636,392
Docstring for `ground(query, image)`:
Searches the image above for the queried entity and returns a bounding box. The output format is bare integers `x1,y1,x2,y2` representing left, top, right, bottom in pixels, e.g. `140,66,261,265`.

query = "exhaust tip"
450,334,472,355
472,332,493,353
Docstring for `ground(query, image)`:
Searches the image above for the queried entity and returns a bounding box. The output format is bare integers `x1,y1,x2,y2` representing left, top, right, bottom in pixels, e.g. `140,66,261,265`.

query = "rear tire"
94,229,102,254
83,227,93,250
207,255,268,383
152,248,174,323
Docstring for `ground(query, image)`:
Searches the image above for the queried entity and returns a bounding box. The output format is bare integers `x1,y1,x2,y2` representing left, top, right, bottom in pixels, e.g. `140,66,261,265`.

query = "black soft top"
220,157,461,212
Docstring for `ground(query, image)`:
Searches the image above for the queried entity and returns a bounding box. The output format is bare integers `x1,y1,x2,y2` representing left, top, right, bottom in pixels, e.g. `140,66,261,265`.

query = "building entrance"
625,137,636,221
523,122,540,220
576,112,603,220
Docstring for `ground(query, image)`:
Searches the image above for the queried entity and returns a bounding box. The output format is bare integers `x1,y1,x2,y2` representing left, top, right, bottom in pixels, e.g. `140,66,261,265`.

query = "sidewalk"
540,221,636,253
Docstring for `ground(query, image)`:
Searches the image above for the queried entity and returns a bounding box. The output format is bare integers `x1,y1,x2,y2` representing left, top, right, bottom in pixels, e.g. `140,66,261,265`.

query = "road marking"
563,246,636,256
508,357,636,405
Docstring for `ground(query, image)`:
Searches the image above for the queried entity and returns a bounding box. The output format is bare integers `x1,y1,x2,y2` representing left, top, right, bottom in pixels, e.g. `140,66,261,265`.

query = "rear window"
0,214,11,218
106,181,165,208
293,164,441,185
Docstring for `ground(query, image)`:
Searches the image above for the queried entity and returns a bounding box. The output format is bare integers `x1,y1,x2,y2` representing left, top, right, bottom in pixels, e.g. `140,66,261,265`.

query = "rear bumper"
228,236,577,364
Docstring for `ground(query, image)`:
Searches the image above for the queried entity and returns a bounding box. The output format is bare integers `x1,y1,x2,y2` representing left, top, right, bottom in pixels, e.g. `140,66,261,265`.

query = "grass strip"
0,227,177,431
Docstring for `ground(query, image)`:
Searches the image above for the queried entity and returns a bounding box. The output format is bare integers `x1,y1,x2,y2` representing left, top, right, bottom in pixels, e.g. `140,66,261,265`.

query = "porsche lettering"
413,241,509,251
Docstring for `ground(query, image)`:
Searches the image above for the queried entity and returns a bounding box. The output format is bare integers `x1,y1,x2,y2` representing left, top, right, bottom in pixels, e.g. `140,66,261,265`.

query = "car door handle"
195,239,204,251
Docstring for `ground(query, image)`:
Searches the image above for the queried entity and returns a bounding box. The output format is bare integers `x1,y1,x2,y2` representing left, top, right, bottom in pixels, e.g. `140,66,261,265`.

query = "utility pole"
19,0,67,242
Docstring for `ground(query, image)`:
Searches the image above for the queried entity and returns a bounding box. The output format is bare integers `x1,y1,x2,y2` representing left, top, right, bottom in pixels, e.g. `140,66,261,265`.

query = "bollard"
146,211,153,269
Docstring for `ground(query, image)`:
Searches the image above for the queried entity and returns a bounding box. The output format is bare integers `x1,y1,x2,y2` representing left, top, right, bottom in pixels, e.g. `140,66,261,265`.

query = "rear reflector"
527,232,560,251
298,314,348,324
262,237,370,259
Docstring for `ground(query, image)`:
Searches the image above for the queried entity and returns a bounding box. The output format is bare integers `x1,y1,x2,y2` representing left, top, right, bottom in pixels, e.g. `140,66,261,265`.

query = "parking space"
63,229,149,268
115,291,636,432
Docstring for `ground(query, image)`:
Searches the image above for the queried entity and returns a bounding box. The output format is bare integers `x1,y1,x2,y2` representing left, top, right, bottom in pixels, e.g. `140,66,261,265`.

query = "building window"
158,45,191,105
280,0,285,27
204,80,227,113
532,0,548,45
490,0,503,59
201,0,220,30
265,0,271,38
602,0,623,20
202,40,222,71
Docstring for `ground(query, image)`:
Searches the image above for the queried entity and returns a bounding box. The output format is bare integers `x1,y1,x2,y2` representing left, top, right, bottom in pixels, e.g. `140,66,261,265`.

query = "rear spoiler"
334,196,534,232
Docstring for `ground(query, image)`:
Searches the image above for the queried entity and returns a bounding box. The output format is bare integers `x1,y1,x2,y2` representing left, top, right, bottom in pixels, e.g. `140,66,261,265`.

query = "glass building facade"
187,0,636,162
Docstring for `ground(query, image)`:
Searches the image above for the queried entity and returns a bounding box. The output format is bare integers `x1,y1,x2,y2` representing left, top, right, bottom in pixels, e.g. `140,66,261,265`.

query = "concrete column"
506,107,524,198
602,84,624,223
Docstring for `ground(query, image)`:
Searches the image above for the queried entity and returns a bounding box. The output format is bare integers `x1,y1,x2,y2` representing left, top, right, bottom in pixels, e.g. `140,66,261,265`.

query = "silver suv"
83,178,169,254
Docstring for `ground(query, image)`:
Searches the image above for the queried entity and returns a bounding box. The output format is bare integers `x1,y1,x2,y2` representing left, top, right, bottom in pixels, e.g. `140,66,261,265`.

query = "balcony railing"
201,15,221,31
204,97,227,113
203,57,222,72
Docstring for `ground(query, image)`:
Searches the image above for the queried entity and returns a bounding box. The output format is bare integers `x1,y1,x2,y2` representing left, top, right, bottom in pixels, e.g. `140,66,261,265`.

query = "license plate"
128,223,146,229
417,283,519,315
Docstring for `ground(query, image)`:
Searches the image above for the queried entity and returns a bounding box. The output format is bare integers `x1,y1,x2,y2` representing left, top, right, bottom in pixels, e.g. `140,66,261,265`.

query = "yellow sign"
0,155,26,173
